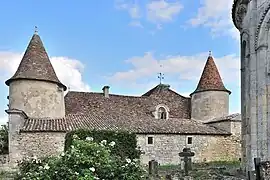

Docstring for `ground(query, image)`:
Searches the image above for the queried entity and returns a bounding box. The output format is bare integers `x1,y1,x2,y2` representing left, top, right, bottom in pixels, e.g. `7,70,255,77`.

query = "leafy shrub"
65,129,141,160
16,135,147,180
0,124,8,154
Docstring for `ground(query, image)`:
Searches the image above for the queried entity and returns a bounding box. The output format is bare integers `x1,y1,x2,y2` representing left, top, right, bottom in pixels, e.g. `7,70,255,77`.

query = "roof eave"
5,77,67,91
190,88,232,96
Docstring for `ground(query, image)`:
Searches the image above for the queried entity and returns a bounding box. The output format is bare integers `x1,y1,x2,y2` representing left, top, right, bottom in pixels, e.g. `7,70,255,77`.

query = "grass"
157,161,243,180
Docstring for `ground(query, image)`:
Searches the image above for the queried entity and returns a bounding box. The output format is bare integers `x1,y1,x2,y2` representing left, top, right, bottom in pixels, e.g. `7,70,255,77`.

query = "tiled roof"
20,113,230,135
5,33,66,91
204,113,241,124
64,86,191,119
21,118,69,132
191,55,231,95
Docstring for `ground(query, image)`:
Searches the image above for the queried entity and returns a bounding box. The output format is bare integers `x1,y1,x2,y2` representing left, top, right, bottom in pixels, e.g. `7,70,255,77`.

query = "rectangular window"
148,137,153,145
187,137,192,144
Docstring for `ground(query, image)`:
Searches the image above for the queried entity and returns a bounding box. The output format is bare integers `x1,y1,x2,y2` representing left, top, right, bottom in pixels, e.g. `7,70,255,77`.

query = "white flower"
126,158,131,163
86,137,94,141
60,152,65,156
71,145,74,149
101,140,107,145
44,164,50,170
73,134,79,139
75,172,79,175
89,167,95,172
109,141,115,147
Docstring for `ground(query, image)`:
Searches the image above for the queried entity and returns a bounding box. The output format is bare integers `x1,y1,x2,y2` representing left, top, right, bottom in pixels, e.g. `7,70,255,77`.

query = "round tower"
5,32,67,118
190,53,231,121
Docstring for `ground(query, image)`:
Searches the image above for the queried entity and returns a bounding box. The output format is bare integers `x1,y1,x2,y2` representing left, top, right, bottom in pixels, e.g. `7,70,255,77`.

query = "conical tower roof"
190,54,230,96
5,33,67,91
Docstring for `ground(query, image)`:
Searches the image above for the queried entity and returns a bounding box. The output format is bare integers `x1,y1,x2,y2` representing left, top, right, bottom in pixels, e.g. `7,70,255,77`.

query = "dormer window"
153,104,169,120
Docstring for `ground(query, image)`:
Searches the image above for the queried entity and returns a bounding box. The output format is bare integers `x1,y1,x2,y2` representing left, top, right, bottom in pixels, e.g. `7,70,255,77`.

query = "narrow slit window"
148,137,153,145
187,137,192,144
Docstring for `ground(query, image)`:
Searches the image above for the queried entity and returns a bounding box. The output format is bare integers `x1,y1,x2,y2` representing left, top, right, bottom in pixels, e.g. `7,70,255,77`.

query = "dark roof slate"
5,34,66,91
20,113,230,135
191,55,231,95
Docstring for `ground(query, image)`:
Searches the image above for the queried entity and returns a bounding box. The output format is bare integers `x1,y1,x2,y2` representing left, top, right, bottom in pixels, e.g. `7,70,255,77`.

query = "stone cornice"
232,0,249,30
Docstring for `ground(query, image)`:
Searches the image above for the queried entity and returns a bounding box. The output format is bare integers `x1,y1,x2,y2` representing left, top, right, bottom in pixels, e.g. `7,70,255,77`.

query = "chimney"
102,86,110,98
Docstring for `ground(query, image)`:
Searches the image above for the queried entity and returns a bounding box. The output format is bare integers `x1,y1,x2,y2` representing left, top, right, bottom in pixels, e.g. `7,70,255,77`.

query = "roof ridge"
5,33,66,90
67,91,148,98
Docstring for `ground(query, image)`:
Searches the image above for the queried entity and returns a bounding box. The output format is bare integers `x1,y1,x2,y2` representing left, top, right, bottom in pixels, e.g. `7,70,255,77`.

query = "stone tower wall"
191,91,229,121
8,79,65,118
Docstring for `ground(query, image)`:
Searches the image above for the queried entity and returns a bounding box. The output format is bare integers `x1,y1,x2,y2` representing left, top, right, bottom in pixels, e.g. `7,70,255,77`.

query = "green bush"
16,135,147,180
65,129,141,160
0,124,8,154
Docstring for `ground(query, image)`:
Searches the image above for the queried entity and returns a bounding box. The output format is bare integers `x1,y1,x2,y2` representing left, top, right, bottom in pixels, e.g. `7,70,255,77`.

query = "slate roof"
204,113,241,124
5,33,66,91
20,113,231,135
190,55,231,95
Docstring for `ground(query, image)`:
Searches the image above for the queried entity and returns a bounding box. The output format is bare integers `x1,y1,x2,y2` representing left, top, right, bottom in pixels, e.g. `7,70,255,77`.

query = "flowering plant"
16,136,146,180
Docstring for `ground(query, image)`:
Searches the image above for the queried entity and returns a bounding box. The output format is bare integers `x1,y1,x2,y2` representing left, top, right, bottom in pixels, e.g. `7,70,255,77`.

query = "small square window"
148,137,153,144
187,137,192,144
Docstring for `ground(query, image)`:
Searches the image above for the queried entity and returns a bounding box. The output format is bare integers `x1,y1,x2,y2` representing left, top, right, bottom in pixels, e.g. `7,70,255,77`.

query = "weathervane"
158,64,165,84
34,26,38,34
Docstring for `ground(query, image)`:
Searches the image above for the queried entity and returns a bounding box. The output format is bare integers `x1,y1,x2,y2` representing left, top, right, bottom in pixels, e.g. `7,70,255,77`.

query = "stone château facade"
4,32,241,168
232,0,270,175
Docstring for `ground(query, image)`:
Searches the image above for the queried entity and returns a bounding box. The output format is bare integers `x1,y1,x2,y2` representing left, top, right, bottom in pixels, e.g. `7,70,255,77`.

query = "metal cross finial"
34,26,38,34
158,64,164,84
209,50,212,56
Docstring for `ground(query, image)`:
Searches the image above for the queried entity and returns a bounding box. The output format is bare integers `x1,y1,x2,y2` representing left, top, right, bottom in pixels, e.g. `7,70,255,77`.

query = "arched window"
153,104,169,119
158,107,167,119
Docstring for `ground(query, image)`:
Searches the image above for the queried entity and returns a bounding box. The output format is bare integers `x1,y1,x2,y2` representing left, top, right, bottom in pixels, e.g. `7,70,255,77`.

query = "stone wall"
8,132,66,165
137,134,241,165
191,91,229,121
9,79,65,119
205,121,241,136
18,132,66,158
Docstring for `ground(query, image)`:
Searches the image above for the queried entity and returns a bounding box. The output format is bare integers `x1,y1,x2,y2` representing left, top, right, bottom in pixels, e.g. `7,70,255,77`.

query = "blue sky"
0,0,240,123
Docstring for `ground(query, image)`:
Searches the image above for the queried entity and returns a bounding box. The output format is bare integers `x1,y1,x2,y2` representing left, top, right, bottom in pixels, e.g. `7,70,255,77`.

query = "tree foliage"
0,123,8,154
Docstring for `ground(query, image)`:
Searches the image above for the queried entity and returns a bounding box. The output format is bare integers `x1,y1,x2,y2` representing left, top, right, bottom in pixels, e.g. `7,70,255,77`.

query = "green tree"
0,123,8,154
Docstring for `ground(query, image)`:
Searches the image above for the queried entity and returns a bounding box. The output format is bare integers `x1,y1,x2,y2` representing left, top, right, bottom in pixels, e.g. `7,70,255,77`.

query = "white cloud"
115,0,183,29
146,0,183,23
188,0,239,40
115,0,141,19
0,115,7,125
0,51,90,92
108,51,240,87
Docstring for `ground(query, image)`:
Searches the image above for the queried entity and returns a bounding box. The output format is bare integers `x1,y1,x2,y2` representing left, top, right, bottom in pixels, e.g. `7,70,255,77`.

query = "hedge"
65,129,141,160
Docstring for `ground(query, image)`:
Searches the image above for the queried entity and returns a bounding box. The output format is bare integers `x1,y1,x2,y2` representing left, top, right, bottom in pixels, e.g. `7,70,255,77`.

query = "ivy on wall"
65,129,141,160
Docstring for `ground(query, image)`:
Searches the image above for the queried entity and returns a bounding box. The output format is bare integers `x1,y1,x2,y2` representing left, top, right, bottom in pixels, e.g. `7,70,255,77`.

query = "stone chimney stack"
102,86,110,98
